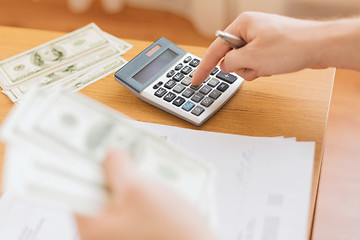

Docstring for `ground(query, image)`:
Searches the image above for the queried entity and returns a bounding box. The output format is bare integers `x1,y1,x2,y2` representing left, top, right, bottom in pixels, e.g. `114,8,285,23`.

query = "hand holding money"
76,148,216,240
0,88,217,227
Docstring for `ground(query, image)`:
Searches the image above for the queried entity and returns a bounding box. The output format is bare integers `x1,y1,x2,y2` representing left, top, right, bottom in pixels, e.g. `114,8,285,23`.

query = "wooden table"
0,26,335,237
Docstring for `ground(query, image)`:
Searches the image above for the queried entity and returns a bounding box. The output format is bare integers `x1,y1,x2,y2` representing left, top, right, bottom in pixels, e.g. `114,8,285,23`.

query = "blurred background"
1,0,360,45
0,0,360,239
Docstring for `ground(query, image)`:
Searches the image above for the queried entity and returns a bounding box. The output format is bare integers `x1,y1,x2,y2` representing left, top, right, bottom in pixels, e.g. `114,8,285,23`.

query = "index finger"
191,38,231,85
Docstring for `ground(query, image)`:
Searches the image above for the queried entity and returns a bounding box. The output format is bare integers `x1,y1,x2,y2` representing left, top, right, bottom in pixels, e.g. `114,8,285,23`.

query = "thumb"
220,47,261,81
103,148,135,195
221,47,253,73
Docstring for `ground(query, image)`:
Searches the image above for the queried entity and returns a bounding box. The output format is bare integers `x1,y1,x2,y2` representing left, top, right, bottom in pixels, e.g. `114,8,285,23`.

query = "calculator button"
153,81,163,89
207,78,219,87
181,66,193,75
164,80,176,89
209,89,222,100
175,63,183,71
189,58,200,67
216,82,229,92
199,85,212,95
183,56,192,63
181,76,192,86
210,67,219,75
189,70,196,78
191,106,205,116
182,101,195,111
173,84,185,93
182,88,195,98
173,72,185,82
216,71,237,84
190,84,202,90
191,92,204,103
166,70,176,78
154,87,167,98
201,97,214,107
173,96,185,107
163,92,177,102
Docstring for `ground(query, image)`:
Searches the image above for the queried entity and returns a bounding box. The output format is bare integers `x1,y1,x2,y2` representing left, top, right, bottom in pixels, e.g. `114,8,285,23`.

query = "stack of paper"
0,23,132,102
0,193,79,240
135,121,315,240
0,88,315,240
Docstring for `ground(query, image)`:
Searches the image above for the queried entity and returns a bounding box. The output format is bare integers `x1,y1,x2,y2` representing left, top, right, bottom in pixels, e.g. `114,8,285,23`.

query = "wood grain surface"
0,2,359,239
0,26,335,237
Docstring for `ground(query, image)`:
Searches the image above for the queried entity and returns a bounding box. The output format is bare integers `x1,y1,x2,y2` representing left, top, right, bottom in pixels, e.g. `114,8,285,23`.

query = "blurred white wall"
67,0,360,37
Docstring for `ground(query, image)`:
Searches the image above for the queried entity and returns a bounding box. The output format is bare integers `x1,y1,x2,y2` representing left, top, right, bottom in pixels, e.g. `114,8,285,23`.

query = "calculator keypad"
201,97,214,107
191,92,204,103
164,92,176,102
164,80,176,89
189,59,200,67
182,88,195,98
217,82,230,92
181,66,193,75
182,101,195,111
173,72,185,82
153,55,238,118
191,106,205,116
173,96,185,106
173,84,185,93
154,87,167,98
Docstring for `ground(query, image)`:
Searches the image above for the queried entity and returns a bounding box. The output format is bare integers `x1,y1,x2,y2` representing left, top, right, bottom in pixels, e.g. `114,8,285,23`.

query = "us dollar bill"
4,54,127,101
0,23,110,88
0,23,132,102
103,32,132,55
1,88,216,217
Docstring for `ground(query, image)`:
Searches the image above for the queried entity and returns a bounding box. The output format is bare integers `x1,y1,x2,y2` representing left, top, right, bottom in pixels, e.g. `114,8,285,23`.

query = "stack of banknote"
0,23,132,102
0,88,217,224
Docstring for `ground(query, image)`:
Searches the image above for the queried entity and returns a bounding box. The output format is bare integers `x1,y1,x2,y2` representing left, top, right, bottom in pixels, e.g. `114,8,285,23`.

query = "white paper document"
0,193,78,240
0,120,314,240
135,121,315,240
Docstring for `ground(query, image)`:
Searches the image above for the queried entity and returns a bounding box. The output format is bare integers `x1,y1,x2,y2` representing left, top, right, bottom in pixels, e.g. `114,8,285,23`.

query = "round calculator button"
183,56,192,63
154,87,167,98
189,58,200,67
175,63,183,71
166,70,175,78
181,66,193,75
164,92,177,102
153,81,163,89
173,73,185,82
164,80,176,89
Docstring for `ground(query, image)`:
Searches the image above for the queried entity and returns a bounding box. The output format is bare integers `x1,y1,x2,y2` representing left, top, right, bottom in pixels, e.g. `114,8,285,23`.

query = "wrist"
311,18,360,70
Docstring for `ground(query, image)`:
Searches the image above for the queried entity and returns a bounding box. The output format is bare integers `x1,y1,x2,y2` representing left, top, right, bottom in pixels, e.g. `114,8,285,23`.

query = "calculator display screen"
133,49,178,84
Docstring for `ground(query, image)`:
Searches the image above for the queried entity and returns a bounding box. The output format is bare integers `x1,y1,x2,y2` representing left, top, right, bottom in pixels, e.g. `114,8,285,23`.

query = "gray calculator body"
114,37,244,126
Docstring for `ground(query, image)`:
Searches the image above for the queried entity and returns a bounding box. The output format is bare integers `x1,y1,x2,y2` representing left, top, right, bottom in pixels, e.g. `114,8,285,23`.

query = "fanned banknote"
0,88,217,224
0,23,132,102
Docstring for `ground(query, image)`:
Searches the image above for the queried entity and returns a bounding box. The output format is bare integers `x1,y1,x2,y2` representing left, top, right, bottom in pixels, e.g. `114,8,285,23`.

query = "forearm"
314,17,360,70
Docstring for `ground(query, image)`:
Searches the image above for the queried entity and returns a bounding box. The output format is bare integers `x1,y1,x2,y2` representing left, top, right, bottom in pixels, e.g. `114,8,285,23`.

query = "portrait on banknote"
31,46,66,67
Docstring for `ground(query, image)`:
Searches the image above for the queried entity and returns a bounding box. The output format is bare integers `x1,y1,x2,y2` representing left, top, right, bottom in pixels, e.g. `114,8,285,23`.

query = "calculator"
114,37,244,126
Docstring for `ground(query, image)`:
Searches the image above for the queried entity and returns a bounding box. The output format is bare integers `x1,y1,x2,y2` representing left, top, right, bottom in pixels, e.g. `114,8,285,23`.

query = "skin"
191,12,360,84
75,149,216,240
